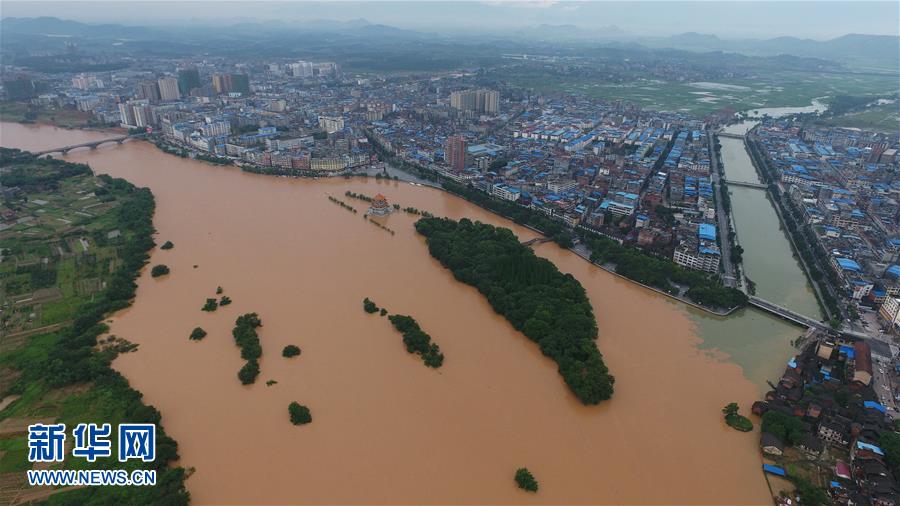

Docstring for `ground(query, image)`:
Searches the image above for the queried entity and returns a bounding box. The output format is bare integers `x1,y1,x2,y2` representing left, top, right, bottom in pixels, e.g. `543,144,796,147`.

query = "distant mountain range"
645,32,900,69
1,16,897,70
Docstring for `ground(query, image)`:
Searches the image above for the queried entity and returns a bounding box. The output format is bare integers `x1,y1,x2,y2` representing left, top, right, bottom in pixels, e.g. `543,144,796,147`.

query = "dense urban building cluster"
755,334,900,505
3,56,898,314
372,94,725,275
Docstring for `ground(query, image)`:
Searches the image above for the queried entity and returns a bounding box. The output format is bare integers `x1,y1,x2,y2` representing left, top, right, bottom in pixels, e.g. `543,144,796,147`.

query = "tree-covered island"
415,217,614,404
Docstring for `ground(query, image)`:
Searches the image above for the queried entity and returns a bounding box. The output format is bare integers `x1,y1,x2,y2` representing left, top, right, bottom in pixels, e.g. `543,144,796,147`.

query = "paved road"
709,133,737,288
872,355,899,418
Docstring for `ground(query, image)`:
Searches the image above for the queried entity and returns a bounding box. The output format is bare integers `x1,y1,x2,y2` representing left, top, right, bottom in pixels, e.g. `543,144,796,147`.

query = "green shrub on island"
189,327,207,341
282,345,301,358
328,195,358,213
238,359,259,385
415,217,613,404
233,313,262,360
379,308,387,316
160,240,174,250
515,468,538,492
202,298,218,312
722,403,753,432
150,264,170,277
289,402,312,425
233,313,263,384
216,286,223,294
363,297,379,313
266,380,278,386
220,295,232,306
388,314,444,368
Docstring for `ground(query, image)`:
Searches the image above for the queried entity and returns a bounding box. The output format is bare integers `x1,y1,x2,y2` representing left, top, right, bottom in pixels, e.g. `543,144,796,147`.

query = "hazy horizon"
1,1,898,39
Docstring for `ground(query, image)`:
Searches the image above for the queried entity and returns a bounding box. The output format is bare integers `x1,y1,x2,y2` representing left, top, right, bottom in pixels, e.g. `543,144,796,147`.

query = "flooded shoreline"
1,122,771,504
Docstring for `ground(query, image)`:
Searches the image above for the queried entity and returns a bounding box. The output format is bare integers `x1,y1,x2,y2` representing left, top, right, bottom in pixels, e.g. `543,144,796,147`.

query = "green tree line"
387,314,444,368
580,230,747,310
233,313,263,384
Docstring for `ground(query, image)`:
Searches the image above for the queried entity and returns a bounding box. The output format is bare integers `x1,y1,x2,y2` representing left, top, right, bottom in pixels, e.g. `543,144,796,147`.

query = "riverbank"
0,102,128,133
138,130,748,317
0,147,189,504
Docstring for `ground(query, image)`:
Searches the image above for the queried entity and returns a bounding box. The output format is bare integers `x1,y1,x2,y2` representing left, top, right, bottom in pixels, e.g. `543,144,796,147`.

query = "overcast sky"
2,1,898,39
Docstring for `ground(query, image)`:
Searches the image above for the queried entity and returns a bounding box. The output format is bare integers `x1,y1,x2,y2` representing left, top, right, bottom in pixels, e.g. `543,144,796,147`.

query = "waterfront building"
118,102,136,127
760,433,785,456
445,135,467,172
201,121,231,137
673,242,720,273
367,194,392,216
492,184,521,202
310,156,346,172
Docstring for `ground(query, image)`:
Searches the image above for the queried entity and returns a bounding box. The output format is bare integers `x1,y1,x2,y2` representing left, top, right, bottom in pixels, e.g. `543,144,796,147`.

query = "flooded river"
1,122,772,504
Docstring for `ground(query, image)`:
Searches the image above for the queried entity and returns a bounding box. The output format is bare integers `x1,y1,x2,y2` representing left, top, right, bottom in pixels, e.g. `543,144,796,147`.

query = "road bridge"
725,179,768,189
748,296,828,330
748,296,871,340
34,134,144,156
521,237,554,247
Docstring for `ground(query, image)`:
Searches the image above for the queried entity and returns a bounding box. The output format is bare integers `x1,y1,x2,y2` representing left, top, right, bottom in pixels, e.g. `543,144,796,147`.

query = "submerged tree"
238,360,260,385
288,402,312,425
150,264,170,277
514,468,538,492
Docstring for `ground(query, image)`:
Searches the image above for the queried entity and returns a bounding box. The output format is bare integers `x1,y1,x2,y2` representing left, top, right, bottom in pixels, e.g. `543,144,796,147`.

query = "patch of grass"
0,438,30,472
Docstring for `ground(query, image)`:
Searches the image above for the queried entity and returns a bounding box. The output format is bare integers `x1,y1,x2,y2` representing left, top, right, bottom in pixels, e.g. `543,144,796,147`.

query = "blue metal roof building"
763,464,786,477
699,223,717,241
836,258,861,272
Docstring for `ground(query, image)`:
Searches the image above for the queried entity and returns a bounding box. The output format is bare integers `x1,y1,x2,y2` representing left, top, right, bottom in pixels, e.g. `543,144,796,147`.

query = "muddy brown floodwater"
2,122,771,505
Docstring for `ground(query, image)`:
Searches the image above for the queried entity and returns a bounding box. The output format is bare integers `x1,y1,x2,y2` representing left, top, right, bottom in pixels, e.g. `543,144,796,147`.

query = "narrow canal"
689,103,827,390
